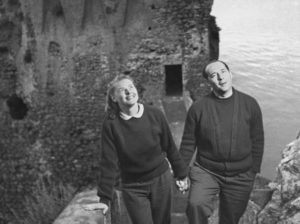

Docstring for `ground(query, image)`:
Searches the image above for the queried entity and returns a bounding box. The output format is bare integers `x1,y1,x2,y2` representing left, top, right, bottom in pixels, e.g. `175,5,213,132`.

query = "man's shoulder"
234,89,256,102
234,89,260,107
187,94,213,115
192,93,214,106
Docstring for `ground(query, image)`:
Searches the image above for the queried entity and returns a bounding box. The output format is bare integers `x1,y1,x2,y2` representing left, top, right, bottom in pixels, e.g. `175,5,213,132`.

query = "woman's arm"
158,110,188,179
97,120,119,205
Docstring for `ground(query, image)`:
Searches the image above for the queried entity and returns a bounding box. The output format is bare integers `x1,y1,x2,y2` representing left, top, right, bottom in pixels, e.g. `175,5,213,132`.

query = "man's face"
205,61,233,96
112,78,139,108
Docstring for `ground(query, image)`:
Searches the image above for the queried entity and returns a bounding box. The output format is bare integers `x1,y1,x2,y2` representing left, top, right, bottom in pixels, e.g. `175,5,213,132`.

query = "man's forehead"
206,61,226,73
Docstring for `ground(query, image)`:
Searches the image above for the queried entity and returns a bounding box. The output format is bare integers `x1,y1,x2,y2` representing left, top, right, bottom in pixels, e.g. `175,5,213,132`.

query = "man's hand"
176,177,189,194
82,202,109,215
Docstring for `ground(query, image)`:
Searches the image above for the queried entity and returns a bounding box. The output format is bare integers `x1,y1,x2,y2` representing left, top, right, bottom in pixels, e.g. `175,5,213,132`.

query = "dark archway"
165,64,183,96
6,94,28,120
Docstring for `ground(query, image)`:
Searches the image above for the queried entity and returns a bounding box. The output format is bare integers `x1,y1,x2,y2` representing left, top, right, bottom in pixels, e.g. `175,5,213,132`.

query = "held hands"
175,177,190,194
81,202,109,215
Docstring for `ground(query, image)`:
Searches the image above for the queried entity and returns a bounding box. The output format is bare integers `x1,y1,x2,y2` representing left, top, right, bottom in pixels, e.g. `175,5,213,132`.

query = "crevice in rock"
23,49,32,63
6,94,29,120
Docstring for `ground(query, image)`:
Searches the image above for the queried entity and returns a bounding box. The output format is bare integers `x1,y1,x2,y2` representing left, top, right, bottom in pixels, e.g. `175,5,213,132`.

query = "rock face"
258,137,300,224
0,0,217,222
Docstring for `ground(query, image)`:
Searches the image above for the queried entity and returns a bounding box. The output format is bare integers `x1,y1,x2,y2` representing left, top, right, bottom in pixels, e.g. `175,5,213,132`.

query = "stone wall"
0,0,216,222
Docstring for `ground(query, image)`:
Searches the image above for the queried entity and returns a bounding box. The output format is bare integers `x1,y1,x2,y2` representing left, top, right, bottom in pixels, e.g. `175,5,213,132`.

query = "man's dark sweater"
98,104,188,204
180,89,264,176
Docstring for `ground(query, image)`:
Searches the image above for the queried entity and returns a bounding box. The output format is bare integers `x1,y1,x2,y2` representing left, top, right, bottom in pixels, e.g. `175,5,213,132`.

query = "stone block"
53,188,107,224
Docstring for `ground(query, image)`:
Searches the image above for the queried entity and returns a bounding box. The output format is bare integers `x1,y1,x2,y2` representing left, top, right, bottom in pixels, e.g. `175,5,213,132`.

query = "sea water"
212,0,300,179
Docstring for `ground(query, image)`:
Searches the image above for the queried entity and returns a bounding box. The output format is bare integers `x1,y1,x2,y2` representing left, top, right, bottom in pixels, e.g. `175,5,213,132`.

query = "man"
177,60,264,224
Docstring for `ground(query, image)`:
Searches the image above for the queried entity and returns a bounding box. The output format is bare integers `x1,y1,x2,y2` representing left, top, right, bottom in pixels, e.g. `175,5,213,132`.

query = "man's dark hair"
202,59,230,79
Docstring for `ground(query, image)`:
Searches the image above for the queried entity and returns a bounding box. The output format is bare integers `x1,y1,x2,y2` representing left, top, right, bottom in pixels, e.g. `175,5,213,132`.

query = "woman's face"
111,78,139,108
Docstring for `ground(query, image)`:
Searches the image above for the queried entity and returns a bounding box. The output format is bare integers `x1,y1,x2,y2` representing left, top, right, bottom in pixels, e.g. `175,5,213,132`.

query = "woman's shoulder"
143,103,164,115
142,104,167,123
102,112,120,127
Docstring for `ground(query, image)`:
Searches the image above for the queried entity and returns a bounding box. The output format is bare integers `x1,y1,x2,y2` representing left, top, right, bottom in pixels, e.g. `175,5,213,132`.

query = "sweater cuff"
99,196,110,206
173,166,189,180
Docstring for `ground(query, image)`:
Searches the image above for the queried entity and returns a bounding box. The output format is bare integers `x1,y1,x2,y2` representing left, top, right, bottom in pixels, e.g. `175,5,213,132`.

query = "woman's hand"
82,202,109,215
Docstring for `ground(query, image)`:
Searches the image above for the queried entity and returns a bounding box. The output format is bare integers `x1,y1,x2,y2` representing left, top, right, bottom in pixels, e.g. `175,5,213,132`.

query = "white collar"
120,103,144,120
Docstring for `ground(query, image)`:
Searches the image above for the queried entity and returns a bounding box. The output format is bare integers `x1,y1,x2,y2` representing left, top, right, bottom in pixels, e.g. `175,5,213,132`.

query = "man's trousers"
187,165,256,224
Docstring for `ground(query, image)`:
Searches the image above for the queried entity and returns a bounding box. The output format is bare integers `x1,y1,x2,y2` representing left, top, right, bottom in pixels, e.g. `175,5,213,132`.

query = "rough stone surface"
0,0,216,223
53,188,107,224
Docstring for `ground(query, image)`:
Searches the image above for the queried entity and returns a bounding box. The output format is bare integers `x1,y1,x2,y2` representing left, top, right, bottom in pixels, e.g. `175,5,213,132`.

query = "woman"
94,75,188,224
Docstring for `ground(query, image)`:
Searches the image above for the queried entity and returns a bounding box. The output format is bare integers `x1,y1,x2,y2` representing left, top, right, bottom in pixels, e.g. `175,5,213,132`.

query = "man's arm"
250,99,264,173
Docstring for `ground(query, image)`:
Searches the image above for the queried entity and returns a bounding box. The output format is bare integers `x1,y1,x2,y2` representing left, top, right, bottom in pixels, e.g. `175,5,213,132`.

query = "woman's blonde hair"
105,74,135,118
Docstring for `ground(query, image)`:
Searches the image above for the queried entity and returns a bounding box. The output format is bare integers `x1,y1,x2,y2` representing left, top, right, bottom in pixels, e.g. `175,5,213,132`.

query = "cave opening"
6,94,29,120
165,64,183,96
0,46,9,54
24,49,32,63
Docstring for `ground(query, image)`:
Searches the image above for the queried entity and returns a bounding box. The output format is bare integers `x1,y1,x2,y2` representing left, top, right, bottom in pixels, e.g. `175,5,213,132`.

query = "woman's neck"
120,103,139,116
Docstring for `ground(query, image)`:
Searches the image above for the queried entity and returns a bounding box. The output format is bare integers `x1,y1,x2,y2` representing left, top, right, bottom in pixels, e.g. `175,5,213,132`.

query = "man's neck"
213,88,233,99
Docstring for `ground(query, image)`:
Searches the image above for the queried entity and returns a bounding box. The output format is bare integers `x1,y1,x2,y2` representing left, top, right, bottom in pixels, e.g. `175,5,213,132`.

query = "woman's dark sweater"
98,104,188,204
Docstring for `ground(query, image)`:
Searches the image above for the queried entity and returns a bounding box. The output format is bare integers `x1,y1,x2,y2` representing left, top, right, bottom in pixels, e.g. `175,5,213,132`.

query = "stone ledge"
53,176,273,224
53,188,107,224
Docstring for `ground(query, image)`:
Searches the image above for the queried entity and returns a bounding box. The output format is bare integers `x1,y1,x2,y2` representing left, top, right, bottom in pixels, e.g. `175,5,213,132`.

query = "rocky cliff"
0,0,216,223
257,136,300,223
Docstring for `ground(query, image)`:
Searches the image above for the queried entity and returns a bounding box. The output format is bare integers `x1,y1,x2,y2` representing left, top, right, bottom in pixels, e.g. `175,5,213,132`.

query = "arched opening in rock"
165,64,183,96
208,16,220,60
6,94,29,120
52,2,64,17
8,0,19,6
0,46,9,54
24,49,32,63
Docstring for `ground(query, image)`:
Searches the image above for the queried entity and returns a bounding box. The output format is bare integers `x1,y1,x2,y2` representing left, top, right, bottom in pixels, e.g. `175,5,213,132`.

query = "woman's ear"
111,95,117,102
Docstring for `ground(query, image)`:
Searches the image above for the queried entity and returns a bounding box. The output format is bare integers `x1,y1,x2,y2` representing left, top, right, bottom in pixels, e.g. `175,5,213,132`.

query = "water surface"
212,0,300,179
